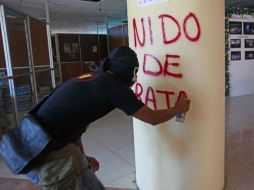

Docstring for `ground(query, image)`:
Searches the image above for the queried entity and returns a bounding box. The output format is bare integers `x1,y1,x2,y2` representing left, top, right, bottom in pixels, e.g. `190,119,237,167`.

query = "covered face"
101,46,139,86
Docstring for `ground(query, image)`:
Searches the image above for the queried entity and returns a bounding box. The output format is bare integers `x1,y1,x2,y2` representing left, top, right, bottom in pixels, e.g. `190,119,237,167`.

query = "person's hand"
174,95,191,114
87,156,100,172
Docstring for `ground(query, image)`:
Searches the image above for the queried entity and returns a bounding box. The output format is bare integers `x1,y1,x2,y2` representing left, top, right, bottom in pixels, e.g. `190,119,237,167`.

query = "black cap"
101,46,139,86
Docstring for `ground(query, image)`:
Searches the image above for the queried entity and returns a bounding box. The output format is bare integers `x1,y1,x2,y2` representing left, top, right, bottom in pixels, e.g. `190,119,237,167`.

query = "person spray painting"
0,46,190,190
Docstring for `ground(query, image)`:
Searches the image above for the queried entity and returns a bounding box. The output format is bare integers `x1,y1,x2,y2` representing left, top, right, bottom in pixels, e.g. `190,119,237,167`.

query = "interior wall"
0,27,5,69
58,34,81,63
108,23,128,51
57,33,108,81
30,18,51,87
128,0,225,189
61,62,82,81
57,34,82,81
99,35,108,60
80,34,108,64
30,19,50,66
0,5,55,124
123,24,129,47
7,16,53,108
6,17,29,81
229,15,254,97
55,26,130,82
0,22,13,130
51,36,57,63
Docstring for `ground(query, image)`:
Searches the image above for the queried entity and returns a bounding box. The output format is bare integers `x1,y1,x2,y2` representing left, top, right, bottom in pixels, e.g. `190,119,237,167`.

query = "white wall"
128,0,225,189
229,15,254,97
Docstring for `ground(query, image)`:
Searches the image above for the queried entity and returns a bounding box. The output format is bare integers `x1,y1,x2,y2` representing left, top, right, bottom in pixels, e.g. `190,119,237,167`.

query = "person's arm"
132,97,190,125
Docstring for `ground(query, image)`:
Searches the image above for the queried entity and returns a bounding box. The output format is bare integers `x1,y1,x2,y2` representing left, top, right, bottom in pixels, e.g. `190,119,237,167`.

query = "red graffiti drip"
133,18,146,47
148,17,154,45
159,14,181,45
183,13,201,42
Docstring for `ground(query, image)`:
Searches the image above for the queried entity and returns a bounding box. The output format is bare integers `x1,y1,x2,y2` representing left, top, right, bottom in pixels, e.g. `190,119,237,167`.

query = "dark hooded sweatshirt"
35,47,144,145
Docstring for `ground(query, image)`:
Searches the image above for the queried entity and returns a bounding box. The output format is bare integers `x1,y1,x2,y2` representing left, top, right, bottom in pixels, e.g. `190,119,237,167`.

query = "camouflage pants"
27,144,105,190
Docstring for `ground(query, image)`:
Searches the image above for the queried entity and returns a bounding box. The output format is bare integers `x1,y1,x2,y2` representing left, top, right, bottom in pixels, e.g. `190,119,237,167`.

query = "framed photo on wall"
230,39,241,48
243,22,254,35
244,39,254,48
231,51,241,61
72,43,79,53
245,51,254,60
64,43,71,53
229,22,242,35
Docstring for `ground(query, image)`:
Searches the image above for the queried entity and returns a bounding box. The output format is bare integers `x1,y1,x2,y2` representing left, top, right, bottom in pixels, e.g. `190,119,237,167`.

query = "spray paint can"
175,91,187,123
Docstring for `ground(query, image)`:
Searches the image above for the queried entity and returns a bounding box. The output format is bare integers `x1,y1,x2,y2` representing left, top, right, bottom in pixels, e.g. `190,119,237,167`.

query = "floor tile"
107,172,137,189
236,173,254,190
224,163,254,190
0,177,41,190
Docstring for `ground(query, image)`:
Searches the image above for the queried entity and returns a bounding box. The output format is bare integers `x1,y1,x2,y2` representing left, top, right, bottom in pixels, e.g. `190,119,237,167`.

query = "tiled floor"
224,94,254,190
0,177,133,190
82,109,137,189
0,94,254,190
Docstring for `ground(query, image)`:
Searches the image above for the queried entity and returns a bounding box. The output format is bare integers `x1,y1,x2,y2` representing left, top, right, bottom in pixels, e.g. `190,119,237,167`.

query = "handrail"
0,68,55,80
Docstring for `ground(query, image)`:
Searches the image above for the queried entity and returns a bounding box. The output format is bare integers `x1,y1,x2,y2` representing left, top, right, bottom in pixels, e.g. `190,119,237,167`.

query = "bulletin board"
229,17,254,63
58,34,81,62
228,14,254,97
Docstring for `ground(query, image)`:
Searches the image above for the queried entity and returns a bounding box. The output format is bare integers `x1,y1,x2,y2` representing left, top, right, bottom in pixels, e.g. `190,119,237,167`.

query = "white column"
127,1,225,190
0,5,19,124
45,1,56,88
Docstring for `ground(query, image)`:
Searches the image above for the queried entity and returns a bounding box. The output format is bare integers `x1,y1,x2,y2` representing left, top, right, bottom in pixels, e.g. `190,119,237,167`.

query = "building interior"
0,0,254,189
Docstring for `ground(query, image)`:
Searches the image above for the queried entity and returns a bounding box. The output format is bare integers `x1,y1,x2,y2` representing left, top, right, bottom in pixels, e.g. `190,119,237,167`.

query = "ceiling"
0,0,127,34
226,0,254,8
0,0,253,34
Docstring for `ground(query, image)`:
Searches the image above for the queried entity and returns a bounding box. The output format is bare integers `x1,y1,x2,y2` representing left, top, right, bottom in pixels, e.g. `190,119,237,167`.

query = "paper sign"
138,0,168,7
92,46,97,53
